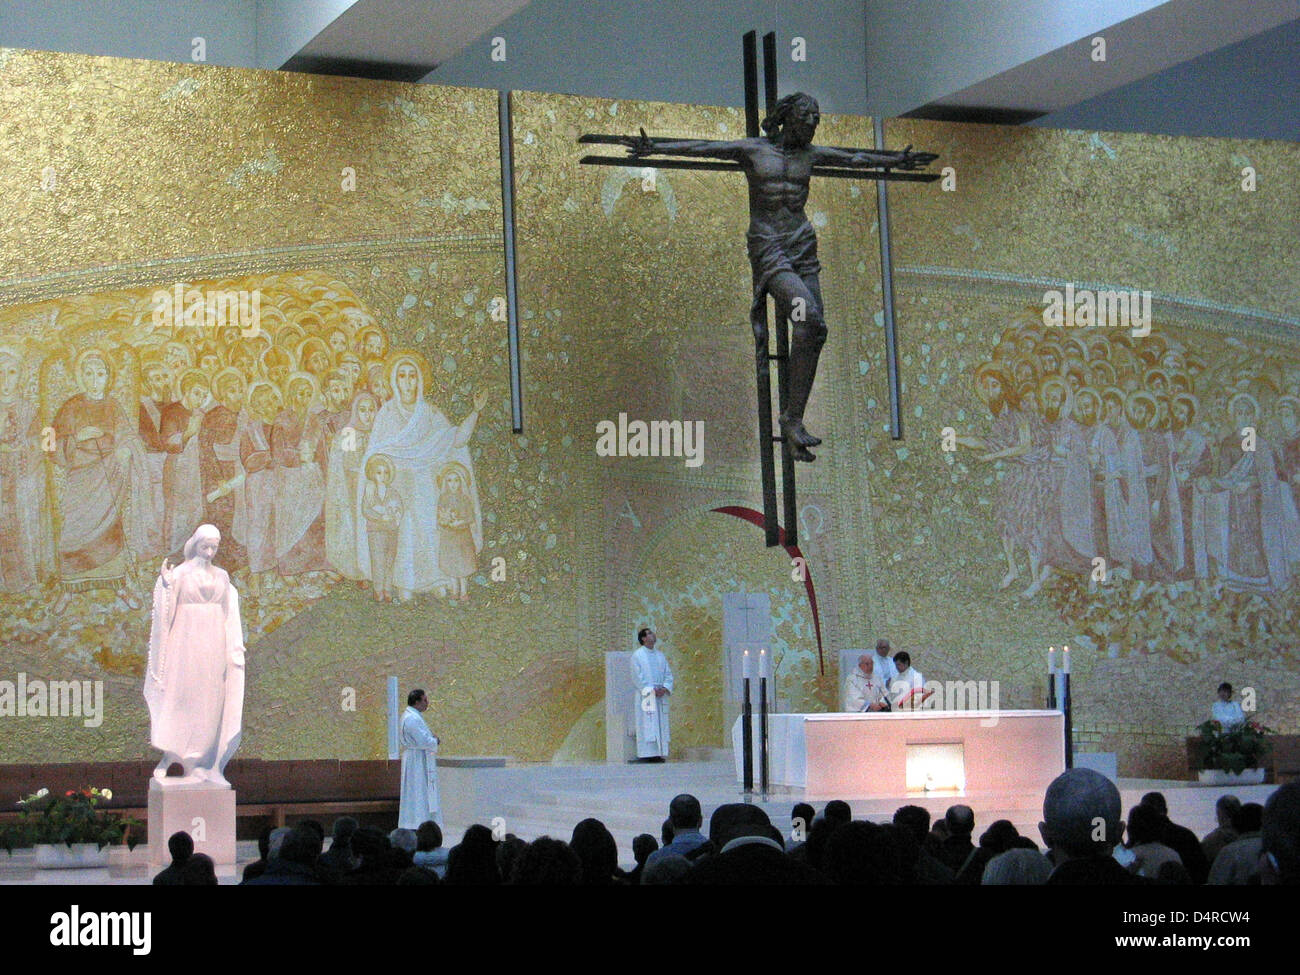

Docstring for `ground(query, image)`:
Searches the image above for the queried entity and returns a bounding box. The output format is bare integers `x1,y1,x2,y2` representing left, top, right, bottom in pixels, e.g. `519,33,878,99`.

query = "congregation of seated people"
150,773,1300,885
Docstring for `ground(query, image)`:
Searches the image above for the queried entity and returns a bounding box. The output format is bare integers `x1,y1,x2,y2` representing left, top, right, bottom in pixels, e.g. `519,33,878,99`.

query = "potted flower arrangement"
1194,719,1271,786
0,787,142,868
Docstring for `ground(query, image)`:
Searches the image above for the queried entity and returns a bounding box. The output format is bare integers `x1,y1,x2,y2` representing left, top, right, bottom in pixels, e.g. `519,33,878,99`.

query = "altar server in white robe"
632,628,674,761
871,639,899,688
399,688,441,827
889,650,932,710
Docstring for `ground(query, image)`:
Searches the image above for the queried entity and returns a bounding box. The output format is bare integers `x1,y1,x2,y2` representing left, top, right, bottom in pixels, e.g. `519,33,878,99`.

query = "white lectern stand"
604,651,637,763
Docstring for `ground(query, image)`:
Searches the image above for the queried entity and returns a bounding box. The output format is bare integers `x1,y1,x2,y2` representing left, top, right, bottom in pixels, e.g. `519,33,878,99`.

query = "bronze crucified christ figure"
620,93,934,461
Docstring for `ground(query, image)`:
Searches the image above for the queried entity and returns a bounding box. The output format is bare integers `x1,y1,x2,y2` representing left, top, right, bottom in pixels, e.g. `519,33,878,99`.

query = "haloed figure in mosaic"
355,351,487,601
620,93,933,462
962,315,1300,605
1201,393,1298,591
0,346,52,592
51,348,159,614
435,462,480,600
956,363,1052,598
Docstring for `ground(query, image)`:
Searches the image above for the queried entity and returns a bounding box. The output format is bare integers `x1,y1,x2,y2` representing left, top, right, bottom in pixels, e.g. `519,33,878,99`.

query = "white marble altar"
732,710,1065,797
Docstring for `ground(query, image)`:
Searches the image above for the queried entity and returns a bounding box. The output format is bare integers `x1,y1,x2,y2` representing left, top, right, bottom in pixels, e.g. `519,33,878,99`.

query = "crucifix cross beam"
578,134,940,183
579,29,939,185
578,31,938,546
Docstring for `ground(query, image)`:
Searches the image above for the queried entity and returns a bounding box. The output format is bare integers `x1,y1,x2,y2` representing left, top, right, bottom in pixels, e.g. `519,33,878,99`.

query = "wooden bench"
234,800,400,830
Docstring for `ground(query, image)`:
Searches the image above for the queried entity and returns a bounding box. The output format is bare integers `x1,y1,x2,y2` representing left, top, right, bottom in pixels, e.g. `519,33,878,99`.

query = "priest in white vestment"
843,654,889,712
399,688,441,827
631,628,673,761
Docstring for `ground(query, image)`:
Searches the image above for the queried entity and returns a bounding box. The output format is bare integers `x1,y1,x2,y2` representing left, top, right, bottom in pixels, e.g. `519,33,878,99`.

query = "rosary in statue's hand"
619,127,655,158
159,558,175,588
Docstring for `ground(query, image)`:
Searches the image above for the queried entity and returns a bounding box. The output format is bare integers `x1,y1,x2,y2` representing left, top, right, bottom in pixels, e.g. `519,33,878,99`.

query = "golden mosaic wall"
871,120,1300,775
0,48,538,763
2,47,1296,777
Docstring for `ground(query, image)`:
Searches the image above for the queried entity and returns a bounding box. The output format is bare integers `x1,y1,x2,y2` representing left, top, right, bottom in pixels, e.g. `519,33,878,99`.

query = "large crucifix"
579,31,938,545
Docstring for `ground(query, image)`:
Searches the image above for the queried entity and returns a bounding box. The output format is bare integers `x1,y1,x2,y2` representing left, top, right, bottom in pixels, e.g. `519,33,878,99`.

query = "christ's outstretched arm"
620,128,750,162
813,143,938,170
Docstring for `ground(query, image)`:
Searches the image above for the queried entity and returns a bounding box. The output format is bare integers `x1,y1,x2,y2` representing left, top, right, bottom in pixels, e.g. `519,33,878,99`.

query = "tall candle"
1063,646,1071,675
743,649,752,679
759,649,770,679
1048,647,1056,672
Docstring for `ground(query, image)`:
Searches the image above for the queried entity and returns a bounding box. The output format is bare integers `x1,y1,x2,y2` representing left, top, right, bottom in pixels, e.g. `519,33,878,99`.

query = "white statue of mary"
354,351,486,600
144,524,246,787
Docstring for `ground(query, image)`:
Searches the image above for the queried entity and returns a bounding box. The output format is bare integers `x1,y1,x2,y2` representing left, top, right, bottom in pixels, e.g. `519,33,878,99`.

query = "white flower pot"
34,843,112,869
1196,768,1266,786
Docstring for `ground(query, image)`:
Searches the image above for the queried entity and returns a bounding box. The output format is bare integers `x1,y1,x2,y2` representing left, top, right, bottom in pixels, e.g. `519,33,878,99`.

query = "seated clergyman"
843,654,889,713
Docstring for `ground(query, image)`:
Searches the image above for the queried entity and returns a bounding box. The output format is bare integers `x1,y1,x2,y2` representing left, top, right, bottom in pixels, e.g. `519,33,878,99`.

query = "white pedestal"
148,778,237,869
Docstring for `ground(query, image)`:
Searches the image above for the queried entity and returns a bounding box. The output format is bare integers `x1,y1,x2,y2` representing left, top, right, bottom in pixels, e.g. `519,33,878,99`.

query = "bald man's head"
1262,781,1300,884
1040,768,1123,859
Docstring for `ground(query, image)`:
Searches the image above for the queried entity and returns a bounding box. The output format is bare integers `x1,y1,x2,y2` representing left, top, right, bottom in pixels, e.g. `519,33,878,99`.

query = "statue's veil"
183,524,221,561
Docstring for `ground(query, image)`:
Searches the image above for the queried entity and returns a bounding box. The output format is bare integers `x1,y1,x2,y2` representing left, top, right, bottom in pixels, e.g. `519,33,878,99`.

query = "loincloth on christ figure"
746,220,822,325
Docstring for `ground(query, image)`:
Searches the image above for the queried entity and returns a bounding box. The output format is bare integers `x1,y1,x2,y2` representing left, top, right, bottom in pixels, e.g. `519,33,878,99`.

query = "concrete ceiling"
0,1,1293,138
905,0,1300,123
279,0,532,81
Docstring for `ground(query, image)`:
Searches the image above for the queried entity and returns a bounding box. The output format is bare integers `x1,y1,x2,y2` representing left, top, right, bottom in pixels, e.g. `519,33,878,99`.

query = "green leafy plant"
1196,719,1273,774
0,787,142,855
